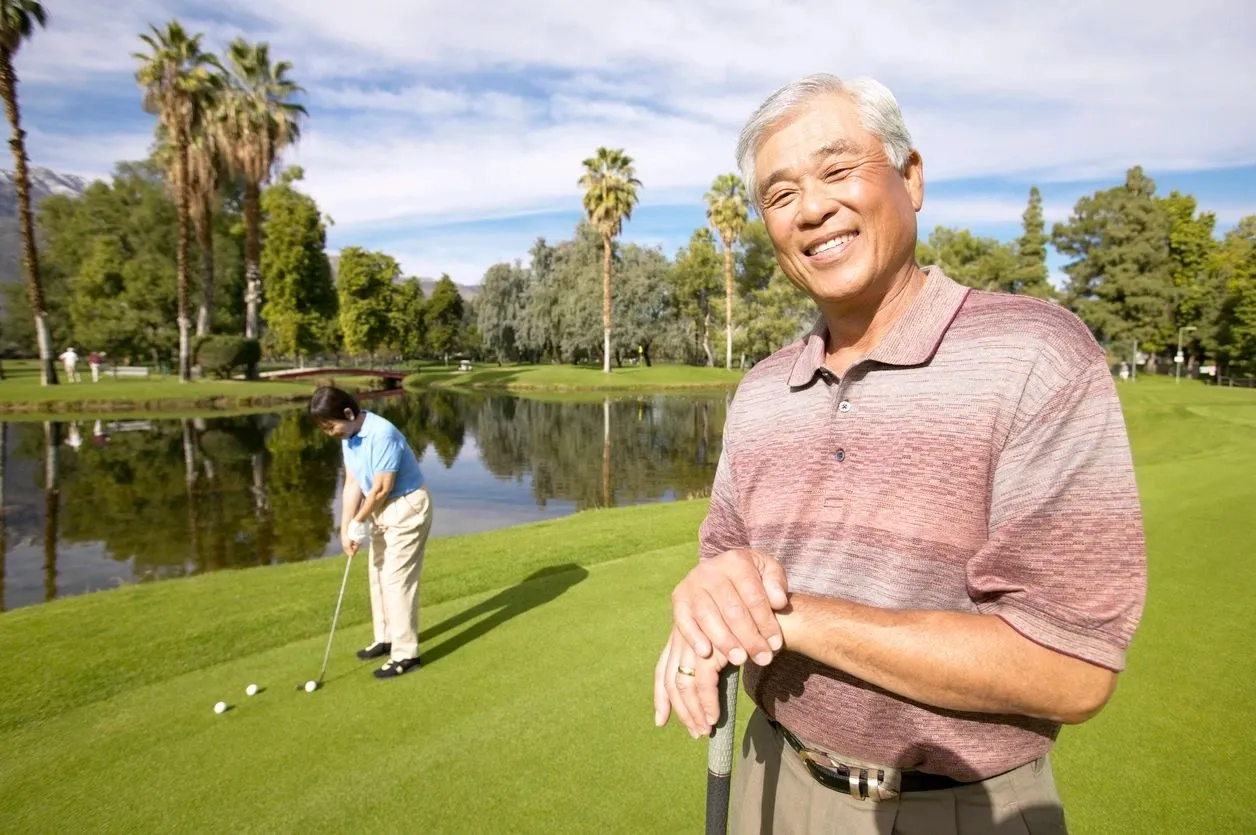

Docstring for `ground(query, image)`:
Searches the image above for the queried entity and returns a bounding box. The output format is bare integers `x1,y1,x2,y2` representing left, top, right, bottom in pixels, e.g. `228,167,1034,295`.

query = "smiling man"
653,75,1147,833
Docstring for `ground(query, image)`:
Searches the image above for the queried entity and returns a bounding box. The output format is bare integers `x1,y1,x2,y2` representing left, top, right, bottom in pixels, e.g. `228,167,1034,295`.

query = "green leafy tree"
1161,191,1218,369
579,147,641,373
425,274,465,362
916,227,1018,294
389,277,426,359
134,20,220,382
1012,187,1054,298
670,227,722,365
1218,217,1256,374
1054,166,1177,357
476,261,528,362
739,266,814,362
260,166,335,361
612,243,677,366
335,246,397,357
736,219,777,295
219,38,306,344
0,0,54,383
706,173,749,369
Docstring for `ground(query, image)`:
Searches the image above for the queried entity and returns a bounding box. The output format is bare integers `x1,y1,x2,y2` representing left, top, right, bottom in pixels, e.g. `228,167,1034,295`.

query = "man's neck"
818,263,928,376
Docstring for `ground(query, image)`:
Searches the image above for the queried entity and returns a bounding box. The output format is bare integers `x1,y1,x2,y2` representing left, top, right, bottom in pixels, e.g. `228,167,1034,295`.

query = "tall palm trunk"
722,240,734,370
0,51,56,386
601,231,612,374
175,135,192,383
243,179,262,343
195,196,215,336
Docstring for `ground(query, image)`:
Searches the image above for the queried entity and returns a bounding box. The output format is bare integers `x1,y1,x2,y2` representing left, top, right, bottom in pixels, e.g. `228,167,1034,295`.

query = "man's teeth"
810,233,857,255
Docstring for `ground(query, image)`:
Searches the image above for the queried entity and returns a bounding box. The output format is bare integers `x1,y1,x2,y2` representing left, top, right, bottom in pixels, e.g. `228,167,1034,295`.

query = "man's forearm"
341,482,363,532
777,594,1116,725
352,487,387,523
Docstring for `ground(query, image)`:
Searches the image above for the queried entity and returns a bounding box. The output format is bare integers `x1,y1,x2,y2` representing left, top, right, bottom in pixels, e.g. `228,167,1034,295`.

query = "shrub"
195,336,263,379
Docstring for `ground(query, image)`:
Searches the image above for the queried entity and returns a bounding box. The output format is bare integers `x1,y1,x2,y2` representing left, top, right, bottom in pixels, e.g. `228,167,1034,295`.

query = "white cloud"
17,0,1256,282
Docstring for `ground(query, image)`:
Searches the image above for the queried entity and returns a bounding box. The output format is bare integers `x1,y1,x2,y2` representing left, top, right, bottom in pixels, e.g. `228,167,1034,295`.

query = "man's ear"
344,408,354,421
904,149,925,213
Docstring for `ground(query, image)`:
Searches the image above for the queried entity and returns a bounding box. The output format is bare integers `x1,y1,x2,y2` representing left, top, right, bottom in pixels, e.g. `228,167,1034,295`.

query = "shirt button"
838,400,852,413
834,448,846,462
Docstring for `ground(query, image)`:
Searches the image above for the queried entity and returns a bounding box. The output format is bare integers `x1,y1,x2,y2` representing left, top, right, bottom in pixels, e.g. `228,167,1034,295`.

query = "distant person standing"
58,347,81,383
88,351,103,382
310,386,433,679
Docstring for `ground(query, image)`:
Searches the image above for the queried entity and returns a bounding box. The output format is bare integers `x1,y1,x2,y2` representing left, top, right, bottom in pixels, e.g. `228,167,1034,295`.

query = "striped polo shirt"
699,266,1147,781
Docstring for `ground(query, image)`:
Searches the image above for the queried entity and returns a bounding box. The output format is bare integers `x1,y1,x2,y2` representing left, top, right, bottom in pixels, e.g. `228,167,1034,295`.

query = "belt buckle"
798,747,902,802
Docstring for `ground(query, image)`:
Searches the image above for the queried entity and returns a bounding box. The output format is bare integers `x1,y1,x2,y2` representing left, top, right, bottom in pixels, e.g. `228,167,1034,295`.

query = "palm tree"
0,1,53,385
189,119,224,336
579,148,641,373
706,173,749,371
134,21,220,383
155,111,226,339
219,38,306,346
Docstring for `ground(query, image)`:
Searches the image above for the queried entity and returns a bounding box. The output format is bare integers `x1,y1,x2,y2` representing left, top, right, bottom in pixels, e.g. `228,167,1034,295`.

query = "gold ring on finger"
676,665,696,677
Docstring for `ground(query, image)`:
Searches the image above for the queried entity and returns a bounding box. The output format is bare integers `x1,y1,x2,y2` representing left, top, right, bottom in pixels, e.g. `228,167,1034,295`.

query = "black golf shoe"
356,641,391,661
373,656,421,679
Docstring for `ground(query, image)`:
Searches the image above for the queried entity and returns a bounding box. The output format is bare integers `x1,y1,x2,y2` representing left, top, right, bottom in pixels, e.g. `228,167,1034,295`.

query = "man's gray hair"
736,74,914,206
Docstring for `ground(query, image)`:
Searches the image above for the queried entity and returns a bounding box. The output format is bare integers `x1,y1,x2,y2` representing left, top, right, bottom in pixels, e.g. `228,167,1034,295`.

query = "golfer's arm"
777,594,1117,725
352,471,396,522
340,472,363,532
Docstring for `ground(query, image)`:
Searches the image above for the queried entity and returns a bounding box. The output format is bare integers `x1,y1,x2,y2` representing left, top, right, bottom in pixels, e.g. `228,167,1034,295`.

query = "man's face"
318,416,357,440
754,94,924,307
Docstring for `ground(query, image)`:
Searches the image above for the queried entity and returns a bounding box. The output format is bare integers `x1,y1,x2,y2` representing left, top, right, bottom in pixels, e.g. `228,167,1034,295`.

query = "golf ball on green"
246,684,259,696
304,680,317,693
213,701,227,714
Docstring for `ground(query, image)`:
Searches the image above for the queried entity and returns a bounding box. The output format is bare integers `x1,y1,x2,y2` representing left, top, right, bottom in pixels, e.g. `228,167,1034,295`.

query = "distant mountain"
0,167,93,306
327,253,479,302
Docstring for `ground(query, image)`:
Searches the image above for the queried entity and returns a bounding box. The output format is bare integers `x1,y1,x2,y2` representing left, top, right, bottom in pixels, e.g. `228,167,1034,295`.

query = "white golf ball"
304,680,318,693
213,701,227,714
245,684,259,696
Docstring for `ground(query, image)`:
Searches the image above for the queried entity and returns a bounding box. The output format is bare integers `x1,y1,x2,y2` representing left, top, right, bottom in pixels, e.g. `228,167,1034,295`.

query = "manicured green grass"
405,362,744,393
0,360,377,415
0,377,1252,832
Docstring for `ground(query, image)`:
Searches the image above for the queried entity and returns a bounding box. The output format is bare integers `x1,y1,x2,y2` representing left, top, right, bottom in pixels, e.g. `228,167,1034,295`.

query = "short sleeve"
369,432,405,475
698,444,750,561
966,358,1147,671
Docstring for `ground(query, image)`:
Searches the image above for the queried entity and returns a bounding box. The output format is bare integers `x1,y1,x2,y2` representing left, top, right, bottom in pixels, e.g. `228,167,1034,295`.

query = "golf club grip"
705,665,740,835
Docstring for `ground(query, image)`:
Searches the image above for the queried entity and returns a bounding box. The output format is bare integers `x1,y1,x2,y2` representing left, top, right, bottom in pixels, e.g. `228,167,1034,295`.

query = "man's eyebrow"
758,139,863,198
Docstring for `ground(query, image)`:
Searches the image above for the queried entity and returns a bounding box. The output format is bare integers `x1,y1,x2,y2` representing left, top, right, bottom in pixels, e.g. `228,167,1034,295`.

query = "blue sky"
18,0,1256,287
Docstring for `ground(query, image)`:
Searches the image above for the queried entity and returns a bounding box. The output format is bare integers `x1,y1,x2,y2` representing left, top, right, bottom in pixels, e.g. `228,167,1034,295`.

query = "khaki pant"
732,710,1068,834
367,487,433,662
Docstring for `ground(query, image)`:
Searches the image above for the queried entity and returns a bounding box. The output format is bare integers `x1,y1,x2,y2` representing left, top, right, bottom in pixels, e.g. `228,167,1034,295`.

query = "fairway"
0,378,1253,832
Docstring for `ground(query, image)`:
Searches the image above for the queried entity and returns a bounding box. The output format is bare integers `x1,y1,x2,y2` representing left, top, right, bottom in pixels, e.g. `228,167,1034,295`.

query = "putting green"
1,377,1253,832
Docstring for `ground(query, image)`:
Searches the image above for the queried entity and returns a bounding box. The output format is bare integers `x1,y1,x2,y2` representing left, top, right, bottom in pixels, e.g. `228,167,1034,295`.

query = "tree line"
3,4,1253,381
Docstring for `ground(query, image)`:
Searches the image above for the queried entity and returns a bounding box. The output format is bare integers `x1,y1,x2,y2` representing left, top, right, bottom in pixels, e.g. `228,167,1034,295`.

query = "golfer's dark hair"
309,386,360,421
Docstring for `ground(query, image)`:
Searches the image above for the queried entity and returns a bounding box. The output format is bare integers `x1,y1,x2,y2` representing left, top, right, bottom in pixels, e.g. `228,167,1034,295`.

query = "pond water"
0,390,728,611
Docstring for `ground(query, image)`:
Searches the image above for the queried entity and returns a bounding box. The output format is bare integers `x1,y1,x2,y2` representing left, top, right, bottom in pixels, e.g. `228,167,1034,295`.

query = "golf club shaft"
318,550,355,682
705,664,740,835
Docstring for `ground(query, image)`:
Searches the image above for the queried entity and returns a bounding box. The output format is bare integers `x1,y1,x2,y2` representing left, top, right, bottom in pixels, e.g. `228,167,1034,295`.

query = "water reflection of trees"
8,412,341,589
462,393,726,510
0,390,725,605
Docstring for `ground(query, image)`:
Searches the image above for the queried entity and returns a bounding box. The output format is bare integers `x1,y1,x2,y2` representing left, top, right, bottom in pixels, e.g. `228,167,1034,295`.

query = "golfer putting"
311,386,433,680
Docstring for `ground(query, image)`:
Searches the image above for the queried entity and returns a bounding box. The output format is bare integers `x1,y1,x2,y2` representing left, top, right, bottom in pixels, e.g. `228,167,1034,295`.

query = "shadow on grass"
420,563,589,666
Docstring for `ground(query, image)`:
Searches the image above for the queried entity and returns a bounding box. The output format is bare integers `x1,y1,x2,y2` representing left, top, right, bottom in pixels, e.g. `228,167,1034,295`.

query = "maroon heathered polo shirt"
698,266,1147,781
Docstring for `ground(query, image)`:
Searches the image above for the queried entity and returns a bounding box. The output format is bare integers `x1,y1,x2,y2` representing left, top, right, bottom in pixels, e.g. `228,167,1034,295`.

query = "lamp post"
1176,326,1197,384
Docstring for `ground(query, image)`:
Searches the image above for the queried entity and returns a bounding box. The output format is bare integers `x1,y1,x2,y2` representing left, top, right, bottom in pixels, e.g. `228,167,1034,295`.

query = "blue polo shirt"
342,411,424,499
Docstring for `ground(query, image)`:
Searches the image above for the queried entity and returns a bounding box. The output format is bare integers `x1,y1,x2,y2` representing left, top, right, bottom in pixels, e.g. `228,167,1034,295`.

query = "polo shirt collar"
786,267,970,388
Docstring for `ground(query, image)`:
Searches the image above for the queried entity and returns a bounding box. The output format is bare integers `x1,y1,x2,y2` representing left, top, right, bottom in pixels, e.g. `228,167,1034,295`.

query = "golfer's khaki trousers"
732,709,1068,834
367,487,433,662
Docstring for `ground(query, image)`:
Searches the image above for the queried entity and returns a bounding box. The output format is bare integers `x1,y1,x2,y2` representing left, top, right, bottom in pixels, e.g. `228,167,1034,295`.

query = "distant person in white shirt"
58,347,81,383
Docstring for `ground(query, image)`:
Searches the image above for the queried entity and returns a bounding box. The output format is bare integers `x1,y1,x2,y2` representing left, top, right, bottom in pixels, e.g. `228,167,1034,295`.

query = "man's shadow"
420,564,588,666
